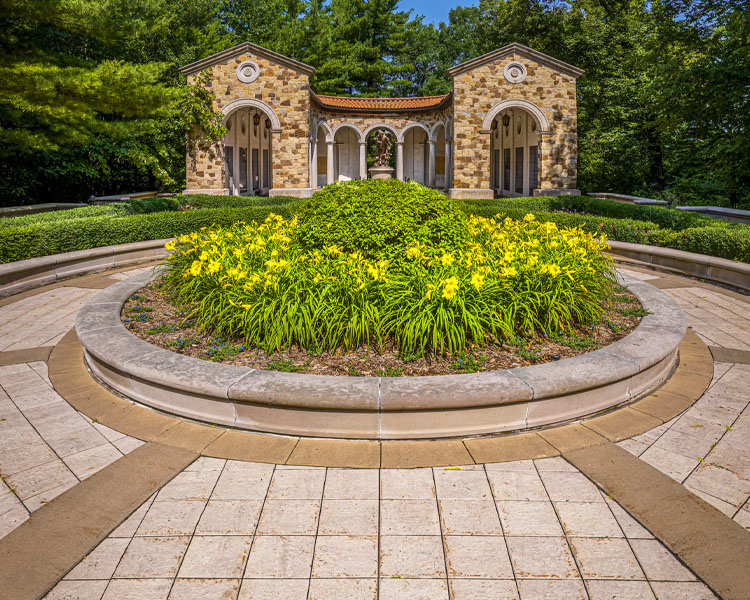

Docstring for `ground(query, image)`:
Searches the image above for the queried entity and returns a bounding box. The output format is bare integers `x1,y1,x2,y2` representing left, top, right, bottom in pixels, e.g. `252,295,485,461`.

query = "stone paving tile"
506,536,579,579
381,499,440,535
244,535,316,579
378,578,449,599
443,535,513,578
585,580,655,599
451,579,519,599
569,537,645,580
177,535,253,578
438,498,503,535
496,500,563,537
311,535,378,578
102,578,173,599
238,578,309,598
379,535,446,578
308,578,377,600
113,535,191,578
256,499,321,535
168,578,242,600
379,468,435,499
318,499,378,535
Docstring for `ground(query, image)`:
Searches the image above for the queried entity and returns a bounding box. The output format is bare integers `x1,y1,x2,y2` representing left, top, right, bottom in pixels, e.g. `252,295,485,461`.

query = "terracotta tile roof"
311,92,451,112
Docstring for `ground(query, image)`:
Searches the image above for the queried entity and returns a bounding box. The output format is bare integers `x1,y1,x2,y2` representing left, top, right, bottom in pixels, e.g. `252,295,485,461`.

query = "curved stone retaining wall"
608,241,750,294
76,270,686,439
0,239,169,298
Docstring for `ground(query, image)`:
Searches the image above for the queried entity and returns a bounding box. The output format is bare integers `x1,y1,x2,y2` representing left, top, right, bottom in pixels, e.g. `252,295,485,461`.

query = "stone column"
396,142,404,181
310,138,318,188
359,142,367,180
428,141,436,188
326,140,334,186
444,140,451,189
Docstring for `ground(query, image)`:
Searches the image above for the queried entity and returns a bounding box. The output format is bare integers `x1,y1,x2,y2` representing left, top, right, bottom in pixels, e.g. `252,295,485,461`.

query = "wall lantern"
253,112,261,127
491,120,498,131
502,114,511,128
265,118,271,129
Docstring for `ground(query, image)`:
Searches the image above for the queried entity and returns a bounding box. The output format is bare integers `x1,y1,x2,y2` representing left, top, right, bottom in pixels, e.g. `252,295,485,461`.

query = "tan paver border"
47,327,712,468
0,442,197,600
75,271,687,439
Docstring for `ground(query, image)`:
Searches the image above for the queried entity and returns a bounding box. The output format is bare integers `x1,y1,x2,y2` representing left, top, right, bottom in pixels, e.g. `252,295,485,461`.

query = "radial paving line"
561,441,750,600
0,346,54,366
0,442,197,600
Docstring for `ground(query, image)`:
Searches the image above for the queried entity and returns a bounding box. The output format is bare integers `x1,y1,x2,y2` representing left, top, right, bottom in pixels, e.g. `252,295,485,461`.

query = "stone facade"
181,42,581,197
450,51,578,194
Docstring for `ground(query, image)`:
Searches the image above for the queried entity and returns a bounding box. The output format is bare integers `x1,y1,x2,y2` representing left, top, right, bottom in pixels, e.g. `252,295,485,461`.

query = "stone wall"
186,52,310,192
452,53,578,192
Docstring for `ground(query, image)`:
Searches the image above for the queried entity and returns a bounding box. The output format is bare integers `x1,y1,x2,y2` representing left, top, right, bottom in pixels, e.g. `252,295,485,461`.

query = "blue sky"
398,0,477,25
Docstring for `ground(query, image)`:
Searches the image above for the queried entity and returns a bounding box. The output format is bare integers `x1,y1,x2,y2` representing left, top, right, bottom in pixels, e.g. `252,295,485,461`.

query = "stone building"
180,41,583,199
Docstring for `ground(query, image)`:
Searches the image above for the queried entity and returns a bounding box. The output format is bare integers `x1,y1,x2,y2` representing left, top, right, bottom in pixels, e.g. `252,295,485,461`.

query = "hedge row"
0,202,302,263
0,203,127,228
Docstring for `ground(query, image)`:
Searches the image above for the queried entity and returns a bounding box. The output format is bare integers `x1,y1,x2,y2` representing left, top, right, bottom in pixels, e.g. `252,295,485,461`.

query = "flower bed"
162,180,618,360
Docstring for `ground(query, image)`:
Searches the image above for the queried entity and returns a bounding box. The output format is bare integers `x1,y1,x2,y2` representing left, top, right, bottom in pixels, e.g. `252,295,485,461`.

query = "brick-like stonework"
183,43,579,195
451,53,578,191
187,52,310,191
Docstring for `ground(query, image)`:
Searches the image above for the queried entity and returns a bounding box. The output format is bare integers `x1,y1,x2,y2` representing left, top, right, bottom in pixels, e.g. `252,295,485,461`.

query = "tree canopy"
0,0,747,207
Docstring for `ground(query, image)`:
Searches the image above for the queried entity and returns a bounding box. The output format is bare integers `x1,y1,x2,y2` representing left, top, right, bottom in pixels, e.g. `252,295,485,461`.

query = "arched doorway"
431,123,447,189
401,124,430,185
223,104,276,196
333,125,363,181
485,100,549,198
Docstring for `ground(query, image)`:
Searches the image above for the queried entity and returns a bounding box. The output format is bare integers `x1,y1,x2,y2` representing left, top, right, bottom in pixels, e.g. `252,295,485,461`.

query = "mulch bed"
122,280,644,377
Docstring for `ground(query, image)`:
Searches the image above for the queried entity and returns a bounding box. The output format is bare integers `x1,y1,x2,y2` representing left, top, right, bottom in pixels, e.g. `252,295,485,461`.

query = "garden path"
0,263,747,600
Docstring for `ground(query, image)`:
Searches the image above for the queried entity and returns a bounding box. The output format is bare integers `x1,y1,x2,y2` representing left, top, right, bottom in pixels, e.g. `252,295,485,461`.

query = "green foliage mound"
126,197,180,214
294,180,470,260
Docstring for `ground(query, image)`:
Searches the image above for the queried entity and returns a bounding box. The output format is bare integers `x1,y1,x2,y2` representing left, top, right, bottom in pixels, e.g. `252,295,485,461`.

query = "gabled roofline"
447,43,583,79
310,91,453,113
180,42,316,77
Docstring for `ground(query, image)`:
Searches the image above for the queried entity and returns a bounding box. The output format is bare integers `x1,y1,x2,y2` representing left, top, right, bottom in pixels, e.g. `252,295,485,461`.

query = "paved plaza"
0,264,748,599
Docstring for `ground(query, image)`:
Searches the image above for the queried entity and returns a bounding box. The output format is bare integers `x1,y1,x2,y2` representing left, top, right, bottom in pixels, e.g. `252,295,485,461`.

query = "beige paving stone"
433,468,492,499
266,469,325,499
177,535,252,578
102,578,173,599
238,578,309,599
496,500,563,536
256,499,321,535
380,468,435,499
450,579,518,599
113,536,191,578
6,459,78,501
604,497,653,539
378,578,449,599
569,537,644,580
438,498,503,535
308,578,377,600
155,469,221,502
211,463,274,500
505,536,579,579
484,459,536,471
585,580,655,599
486,470,549,501
109,502,152,538
135,500,206,536
112,436,145,455
380,499,440,535
629,539,697,582
64,443,123,480
649,581,718,599
0,443,57,475
534,456,578,472
516,579,587,599
538,471,604,502
44,579,110,600
323,468,379,499
318,499,378,535
23,478,78,511
185,456,226,472
444,535,513,578
64,538,130,580
194,499,263,536
554,501,624,538
244,535,315,579
379,535,446,578
311,535,378,578
0,507,29,540
45,428,113,459
652,429,718,461
684,463,749,507
167,578,242,600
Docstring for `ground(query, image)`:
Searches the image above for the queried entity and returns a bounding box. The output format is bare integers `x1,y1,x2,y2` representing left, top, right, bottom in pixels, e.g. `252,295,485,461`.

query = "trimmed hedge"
0,204,127,228
0,202,303,263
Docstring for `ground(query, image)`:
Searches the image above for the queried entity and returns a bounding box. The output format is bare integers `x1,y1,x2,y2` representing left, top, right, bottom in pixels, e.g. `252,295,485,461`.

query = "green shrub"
0,204,127,228
125,196,180,214
0,203,301,263
180,194,302,209
165,212,615,355
295,180,469,260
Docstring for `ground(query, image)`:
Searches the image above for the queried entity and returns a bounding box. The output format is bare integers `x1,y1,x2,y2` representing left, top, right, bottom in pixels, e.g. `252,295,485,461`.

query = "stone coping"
589,192,668,206
76,271,685,440
675,205,750,225
608,240,750,293
0,203,87,218
0,239,169,298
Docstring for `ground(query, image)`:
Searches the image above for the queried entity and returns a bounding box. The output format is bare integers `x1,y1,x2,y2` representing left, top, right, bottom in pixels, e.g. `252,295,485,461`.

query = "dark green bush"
295,180,469,259
0,204,127,228
126,196,180,214
0,203,301,263
180,194,302,209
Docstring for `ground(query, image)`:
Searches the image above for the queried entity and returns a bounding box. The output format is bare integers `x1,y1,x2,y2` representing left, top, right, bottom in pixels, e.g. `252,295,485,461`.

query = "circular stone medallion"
504,61,527,84
236,61,260,83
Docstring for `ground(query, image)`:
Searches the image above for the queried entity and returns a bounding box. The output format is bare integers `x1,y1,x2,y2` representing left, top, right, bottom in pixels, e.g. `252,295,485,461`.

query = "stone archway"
222,100,279,195
488,106,542,197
